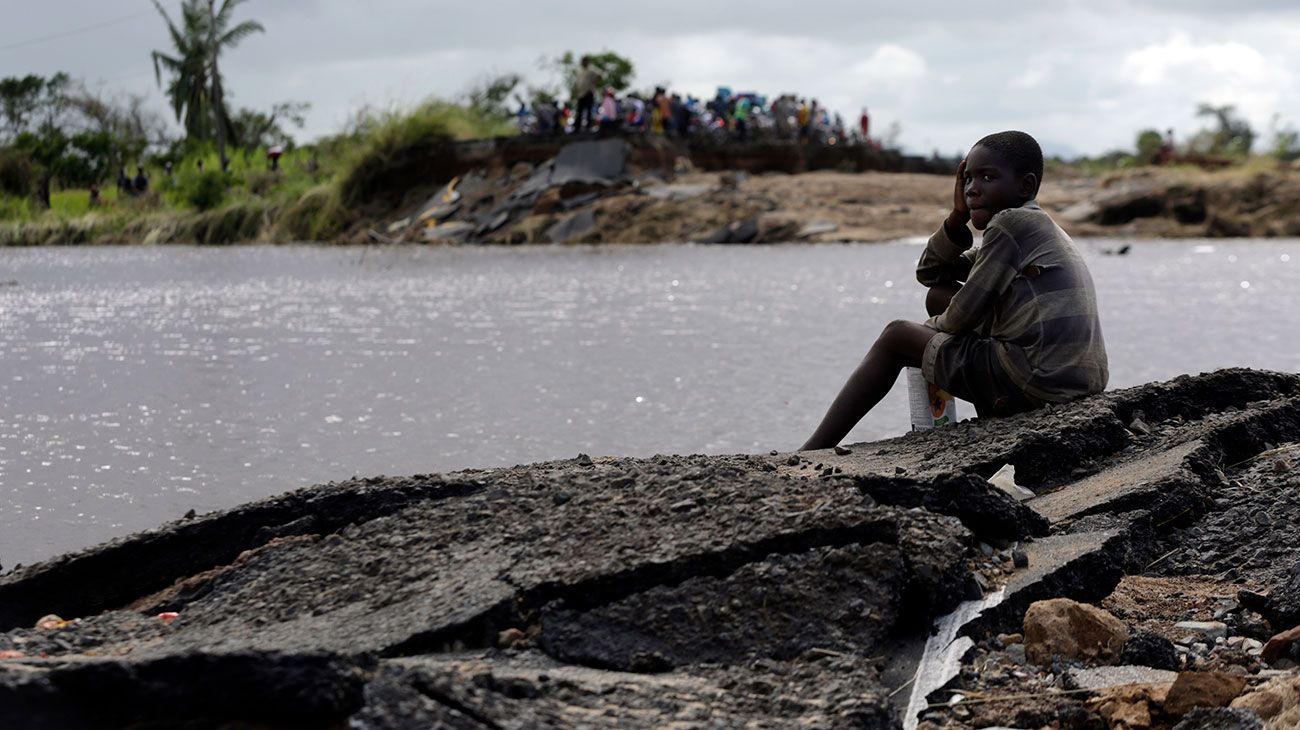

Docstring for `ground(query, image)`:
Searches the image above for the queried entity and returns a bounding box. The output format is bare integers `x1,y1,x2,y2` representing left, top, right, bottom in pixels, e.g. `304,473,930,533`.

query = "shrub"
0,149,37,197
184,170,228,211
335,100,514,210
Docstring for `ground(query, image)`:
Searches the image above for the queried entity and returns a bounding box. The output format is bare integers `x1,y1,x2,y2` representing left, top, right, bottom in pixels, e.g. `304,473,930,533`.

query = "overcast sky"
5,0,1300,157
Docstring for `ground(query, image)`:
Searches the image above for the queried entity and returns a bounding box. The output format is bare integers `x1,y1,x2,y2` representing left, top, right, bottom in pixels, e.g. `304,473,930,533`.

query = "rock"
833,446,852,456
1207,213,1252,238
1262,625,1300,664
1121,631,1179,671
1059,200,1100,223
35,615,66,631
1004,643,1027,666
1172,707,1263,730
497,628,526,648
1167,187,1208,225
1023,598,1129,665
786,455,801,466
1011,546,1029,569
545,209,597,243
641,183,714,201
509,162,535,182
997,632,1023,645
696,218,759,245
796,220,839,239
1065,665,1177,691
1128,412,1154,435
1088,683,1166,729
574,453,593,467
1092,182,1166,225
1175,621,1229,641
1231,674,1300,728
1164,671,1248,717
422,221,474,243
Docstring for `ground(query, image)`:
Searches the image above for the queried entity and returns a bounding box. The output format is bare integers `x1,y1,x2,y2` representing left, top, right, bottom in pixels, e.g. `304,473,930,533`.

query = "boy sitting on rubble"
801,131,1108,450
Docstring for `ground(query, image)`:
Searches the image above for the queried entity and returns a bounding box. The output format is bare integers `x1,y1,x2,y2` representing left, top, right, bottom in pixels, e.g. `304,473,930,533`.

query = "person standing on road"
572,56,602,133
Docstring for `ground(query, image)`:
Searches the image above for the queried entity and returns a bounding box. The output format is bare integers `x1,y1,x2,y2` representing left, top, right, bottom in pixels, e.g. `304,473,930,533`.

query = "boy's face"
963,145,1036,230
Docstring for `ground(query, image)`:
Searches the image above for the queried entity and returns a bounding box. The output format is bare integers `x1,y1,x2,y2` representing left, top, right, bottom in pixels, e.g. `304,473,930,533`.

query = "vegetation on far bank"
2,0,1299,245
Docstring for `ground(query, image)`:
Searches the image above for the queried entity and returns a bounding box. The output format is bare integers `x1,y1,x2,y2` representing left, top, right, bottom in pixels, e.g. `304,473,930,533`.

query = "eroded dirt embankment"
3,368,1300,729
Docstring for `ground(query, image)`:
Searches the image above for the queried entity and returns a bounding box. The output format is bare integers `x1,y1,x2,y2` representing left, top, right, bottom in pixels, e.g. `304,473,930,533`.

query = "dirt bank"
6,137,1299,247
3,368,1300,728
373,139,1300,246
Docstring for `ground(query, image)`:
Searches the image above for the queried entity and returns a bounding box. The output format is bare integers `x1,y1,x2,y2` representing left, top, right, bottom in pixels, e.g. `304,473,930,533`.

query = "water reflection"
1,240,1297,566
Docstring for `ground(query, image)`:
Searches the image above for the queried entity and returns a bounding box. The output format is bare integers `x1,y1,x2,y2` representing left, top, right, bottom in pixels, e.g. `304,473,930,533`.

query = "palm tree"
151,0,263,169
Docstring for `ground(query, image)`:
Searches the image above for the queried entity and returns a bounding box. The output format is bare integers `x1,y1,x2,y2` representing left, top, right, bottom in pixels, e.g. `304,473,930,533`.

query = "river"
1,239,1297,567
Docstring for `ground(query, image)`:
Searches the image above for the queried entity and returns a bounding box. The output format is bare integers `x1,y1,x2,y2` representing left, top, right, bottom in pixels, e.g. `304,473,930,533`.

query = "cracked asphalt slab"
2,368,1299,729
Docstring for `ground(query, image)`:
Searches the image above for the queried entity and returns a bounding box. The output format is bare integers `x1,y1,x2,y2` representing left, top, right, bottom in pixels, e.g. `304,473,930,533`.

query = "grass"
0,98,515,243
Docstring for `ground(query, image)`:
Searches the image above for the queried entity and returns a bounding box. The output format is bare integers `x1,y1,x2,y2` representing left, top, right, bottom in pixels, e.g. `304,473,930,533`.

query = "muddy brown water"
1,239,1297,567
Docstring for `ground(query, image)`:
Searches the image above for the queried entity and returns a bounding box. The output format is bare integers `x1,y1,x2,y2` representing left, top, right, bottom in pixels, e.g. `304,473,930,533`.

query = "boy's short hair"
974,130,1044,189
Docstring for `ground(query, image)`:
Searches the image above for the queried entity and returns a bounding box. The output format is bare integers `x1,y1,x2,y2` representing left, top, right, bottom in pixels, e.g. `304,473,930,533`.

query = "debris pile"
3,368,1300,729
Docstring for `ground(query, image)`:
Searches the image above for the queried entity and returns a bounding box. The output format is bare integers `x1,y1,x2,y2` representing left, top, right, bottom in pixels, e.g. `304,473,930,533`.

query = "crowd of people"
517,55,879,147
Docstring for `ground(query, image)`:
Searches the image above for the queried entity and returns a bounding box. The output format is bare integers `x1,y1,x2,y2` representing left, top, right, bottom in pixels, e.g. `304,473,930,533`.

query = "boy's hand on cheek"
948,159,971,231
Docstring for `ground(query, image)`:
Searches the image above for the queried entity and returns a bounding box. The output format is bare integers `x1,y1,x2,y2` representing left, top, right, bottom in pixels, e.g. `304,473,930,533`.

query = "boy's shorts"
922,331,1044,418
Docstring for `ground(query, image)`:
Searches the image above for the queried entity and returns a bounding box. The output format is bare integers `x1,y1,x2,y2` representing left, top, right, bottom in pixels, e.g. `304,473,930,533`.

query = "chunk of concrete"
1026,440,1202,523
1066,665,1177,691
545,209,597,243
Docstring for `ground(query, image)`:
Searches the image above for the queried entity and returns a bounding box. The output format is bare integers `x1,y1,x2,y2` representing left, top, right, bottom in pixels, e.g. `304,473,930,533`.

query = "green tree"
0,74,47,142
1268,114,1300,162
1135,128,1164,164
551,51,635,98
1193,103,1254,156
151,0,264,169
466,73,522,118
230,101,310,151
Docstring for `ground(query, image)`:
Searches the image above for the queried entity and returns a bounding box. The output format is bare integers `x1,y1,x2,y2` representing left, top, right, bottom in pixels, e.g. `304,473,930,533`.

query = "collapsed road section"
2,368,1300,729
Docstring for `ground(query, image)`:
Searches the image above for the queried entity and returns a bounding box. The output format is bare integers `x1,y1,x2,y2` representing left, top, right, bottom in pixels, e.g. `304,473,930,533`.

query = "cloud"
6,1,1300,156
850,45,928,91
1123,32,1275,86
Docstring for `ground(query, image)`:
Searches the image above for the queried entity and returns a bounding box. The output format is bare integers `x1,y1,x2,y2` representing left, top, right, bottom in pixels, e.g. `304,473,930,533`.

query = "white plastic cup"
907,367,957,431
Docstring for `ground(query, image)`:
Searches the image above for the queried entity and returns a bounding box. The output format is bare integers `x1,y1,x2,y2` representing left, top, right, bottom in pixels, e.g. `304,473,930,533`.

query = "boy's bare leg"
801,320,938,451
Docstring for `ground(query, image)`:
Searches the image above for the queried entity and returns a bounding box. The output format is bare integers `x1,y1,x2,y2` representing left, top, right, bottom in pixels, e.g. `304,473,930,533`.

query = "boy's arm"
917,159,977,286
916,219,977,286
926,222,1020,334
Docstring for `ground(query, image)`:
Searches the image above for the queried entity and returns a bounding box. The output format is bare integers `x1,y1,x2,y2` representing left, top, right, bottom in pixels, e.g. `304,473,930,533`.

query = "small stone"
1176,621,1229,641
894,466,907,475
1165,671,1247,717
833,445,852,456
1012,547,1029,569
998,632,1023,645
1172,707,1264,730
1005,643,1027,666
35,615,66,631
787,455,801,466
769,450,779,456
497,628,526,648
183,508,196,519
1121,631,1179,671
